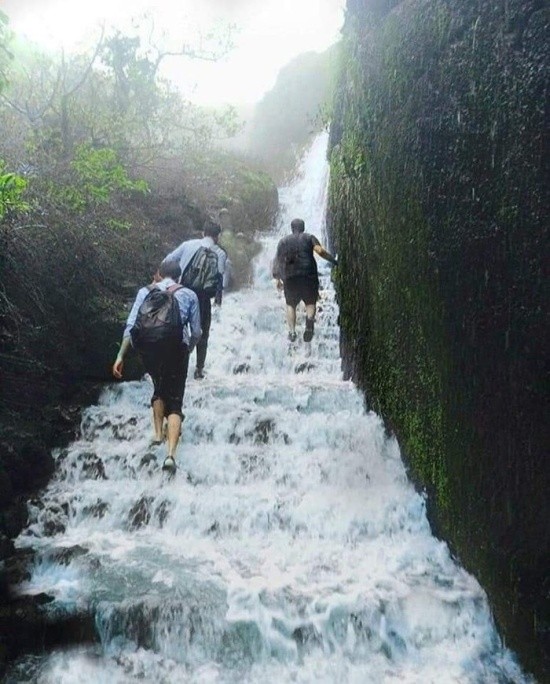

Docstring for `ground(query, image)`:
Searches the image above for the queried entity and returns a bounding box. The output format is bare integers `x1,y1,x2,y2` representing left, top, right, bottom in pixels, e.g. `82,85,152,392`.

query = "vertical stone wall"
328,0,548,677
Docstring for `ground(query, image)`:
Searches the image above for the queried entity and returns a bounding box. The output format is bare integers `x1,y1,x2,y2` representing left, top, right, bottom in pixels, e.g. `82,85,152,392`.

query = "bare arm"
313,244,337,265
112,337,132,379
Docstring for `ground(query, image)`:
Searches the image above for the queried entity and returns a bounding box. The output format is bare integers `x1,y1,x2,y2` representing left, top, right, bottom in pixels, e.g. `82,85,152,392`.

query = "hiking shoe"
303,318,315,342
194,367,205,380
162,456,176,474
288,331,297,343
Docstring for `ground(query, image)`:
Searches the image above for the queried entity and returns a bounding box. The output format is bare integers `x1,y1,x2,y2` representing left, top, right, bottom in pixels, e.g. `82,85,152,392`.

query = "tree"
0,10,12,92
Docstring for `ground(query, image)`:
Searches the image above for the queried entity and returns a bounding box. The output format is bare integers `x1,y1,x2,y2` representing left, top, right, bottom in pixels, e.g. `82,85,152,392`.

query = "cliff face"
328,0,548,677
244,47,338,181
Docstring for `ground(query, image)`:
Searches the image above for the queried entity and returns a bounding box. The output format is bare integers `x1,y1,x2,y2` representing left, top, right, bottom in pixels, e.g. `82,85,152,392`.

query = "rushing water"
7,134,531,683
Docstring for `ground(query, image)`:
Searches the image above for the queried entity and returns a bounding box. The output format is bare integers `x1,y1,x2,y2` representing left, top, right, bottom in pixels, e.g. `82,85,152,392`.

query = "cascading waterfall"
6,133,531,683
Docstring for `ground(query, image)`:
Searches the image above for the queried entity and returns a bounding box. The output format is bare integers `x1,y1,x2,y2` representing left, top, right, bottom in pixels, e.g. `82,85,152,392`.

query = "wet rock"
0,592,97,675
1,501,28,539
251,419,275,444
43,518,66,537
0,465,14,508
81,454,107,480
2,548,35,586
47,545,88,566
112,418,138,441
0,535,14,562
206,521,220,536
82,500,109,519
292,623,322,651
154,500,171,528
140,452,158,469
40,503,68,537
127,496,154,530
294,362,316,374
233,363,251,375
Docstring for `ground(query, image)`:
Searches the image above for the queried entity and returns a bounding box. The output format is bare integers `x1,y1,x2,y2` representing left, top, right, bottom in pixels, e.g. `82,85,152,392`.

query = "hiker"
112,260,201,474
162,220,227,380
272,218,337,342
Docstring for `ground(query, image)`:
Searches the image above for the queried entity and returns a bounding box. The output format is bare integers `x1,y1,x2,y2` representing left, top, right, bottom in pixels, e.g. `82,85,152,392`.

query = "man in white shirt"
112,261,201,473
162,221,227,379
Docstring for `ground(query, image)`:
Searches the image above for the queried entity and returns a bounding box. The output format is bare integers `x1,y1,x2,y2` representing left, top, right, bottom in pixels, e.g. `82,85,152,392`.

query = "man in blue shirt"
112,261,201,473
162,221,227,379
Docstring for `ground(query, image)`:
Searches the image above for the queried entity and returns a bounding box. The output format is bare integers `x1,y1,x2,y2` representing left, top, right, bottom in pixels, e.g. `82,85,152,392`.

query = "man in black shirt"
272,218,337,342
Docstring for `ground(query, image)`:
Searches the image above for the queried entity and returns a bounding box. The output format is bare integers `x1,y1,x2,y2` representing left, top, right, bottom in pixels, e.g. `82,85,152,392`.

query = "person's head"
291,218,305,234
203,220,222,242
158,260,181,282
218,207,232,233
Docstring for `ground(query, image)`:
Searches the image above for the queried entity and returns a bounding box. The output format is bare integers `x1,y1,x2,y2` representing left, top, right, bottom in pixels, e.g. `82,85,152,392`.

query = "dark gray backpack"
180,246,219,297
130,284,182,348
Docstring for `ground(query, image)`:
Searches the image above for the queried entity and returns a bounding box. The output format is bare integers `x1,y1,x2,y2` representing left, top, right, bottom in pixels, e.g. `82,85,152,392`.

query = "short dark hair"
291,218,305,233
159,260,181,281
203,221,222,238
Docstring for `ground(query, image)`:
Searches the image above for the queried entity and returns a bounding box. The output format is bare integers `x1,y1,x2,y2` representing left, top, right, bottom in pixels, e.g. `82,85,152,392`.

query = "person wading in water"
272,218,337,342
162,221,226,380
112,260,201,474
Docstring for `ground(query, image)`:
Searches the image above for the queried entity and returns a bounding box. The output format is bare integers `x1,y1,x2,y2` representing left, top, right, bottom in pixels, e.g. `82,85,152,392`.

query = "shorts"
283,275,319,307
139,339,190,418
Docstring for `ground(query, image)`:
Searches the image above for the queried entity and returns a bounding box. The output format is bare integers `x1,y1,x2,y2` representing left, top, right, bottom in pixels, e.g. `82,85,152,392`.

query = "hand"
214,294,222,306
276,279,283,291
112,358,124,379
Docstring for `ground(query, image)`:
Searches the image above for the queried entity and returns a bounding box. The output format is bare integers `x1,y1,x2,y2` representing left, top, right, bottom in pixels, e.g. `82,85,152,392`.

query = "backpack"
180,246,219,297
278,237,300,279
130,284,182,348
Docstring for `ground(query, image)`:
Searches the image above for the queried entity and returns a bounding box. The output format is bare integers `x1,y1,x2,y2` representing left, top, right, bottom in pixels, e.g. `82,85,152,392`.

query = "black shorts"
283,276,319,307
139,339,190,418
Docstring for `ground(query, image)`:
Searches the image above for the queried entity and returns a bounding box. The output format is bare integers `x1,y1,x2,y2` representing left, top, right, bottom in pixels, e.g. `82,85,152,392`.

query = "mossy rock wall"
328,0,548,677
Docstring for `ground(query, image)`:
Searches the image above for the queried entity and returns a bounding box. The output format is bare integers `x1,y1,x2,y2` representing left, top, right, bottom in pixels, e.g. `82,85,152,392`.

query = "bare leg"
304,304,316,342
166,414,182,459
285,304,297,334
152,399,165,441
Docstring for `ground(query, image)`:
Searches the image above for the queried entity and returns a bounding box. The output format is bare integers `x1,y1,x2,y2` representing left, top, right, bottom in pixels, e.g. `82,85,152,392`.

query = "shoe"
288,331,297,343
303,318,315,342
162,456,176,474
194,367,205,380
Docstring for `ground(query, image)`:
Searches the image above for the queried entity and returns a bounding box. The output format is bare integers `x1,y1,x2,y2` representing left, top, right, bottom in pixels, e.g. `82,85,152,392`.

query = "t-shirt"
274,232,321,280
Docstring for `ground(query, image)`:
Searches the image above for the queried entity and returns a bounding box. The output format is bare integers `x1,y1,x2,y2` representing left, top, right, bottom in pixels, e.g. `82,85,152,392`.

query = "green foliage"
71,145,148,204
49,145,148,212
0,160,29,219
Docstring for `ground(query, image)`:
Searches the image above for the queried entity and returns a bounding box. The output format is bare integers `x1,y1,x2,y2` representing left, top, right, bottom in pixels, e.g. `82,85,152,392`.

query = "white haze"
1,0,345,105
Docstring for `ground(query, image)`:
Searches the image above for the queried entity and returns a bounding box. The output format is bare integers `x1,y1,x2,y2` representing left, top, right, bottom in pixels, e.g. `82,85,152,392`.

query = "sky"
0,0,345,105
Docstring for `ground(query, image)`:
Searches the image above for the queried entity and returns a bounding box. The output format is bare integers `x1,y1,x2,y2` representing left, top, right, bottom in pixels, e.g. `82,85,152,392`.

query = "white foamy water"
8,133,531,683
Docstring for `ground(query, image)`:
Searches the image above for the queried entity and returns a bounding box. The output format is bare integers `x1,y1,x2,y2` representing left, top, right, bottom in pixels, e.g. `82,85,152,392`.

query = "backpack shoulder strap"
182,246,204,274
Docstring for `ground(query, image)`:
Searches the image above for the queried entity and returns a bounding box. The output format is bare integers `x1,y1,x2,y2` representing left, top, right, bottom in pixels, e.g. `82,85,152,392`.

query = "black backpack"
130,284,182,348
180,246,219,297
277,237,300,279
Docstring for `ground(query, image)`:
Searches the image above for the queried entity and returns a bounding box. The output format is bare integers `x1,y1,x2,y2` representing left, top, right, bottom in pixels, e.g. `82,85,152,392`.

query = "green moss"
329,1,548,677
